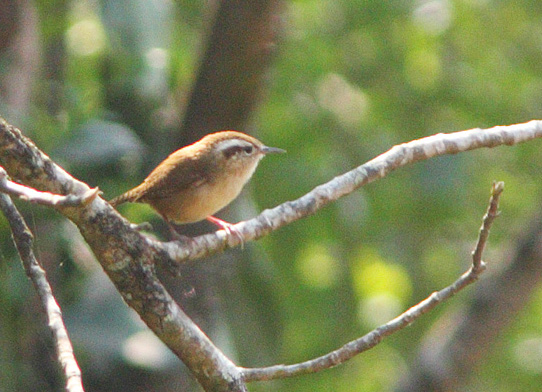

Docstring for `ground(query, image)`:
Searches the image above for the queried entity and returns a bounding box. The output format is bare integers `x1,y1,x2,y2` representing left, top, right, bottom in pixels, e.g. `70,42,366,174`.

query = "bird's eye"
221,144,254,158
243,145,253,154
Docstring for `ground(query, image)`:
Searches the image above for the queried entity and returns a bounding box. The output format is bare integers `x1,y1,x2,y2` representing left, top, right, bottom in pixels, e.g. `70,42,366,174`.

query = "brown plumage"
110,131,284,227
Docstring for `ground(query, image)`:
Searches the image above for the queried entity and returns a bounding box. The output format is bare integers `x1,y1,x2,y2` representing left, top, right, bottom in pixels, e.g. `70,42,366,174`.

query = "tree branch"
0,193,84,392
397,190,542,392
0,166,99,207
241,182,503,382
156,121,542,270
0,117,246,391
471,181,503,271
178,0,282,141
0,114,537,391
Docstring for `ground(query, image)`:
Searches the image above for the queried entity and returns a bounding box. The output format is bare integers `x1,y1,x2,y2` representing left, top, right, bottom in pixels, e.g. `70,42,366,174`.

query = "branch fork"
0,116,537,391
0,166,100,207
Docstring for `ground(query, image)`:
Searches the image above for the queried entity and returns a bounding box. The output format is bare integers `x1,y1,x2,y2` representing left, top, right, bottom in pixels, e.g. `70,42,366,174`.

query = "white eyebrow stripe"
215,138,254,152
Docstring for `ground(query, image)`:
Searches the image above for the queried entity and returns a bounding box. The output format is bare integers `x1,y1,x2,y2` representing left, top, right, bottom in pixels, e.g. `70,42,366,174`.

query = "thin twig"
0,194,84,392
471,181,504,272
396,181,516,391
0,167,99,207
241,182,504,382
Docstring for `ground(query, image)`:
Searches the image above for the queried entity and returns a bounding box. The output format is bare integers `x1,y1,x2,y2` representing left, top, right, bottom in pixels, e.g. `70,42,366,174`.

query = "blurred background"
1,0,542,391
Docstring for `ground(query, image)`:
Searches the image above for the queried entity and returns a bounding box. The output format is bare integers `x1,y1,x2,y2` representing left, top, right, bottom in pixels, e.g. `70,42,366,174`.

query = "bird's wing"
136,152,211,201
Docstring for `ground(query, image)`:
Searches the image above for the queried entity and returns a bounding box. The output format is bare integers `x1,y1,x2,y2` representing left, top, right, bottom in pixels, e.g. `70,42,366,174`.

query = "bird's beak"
261,146,286,155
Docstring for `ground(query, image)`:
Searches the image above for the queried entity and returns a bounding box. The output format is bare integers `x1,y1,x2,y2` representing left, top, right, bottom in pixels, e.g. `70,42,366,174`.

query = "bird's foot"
206,216,245,248
162,221,195,244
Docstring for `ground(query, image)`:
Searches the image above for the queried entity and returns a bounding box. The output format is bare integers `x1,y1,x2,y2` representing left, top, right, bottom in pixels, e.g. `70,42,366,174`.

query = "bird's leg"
160,215,193,243
206,216,244,248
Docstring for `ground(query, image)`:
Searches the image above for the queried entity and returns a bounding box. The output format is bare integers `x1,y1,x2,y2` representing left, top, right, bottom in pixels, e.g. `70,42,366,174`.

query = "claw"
206,216,245,248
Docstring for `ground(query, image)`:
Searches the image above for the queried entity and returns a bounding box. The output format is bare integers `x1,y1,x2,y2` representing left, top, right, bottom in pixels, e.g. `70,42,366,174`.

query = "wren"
110,131,285,236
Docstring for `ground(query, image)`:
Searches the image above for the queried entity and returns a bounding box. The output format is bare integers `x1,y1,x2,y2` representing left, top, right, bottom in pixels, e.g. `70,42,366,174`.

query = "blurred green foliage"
2,0,542,391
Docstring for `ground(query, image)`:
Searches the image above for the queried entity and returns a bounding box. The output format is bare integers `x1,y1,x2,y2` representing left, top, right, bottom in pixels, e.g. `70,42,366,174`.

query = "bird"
109,131,285,238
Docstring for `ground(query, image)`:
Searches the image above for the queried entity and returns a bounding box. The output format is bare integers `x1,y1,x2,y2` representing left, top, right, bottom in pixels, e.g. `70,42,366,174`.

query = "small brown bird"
110,131,284,236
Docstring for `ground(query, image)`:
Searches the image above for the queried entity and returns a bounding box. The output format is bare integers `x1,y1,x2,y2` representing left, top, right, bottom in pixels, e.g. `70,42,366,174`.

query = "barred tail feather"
109,188,141,207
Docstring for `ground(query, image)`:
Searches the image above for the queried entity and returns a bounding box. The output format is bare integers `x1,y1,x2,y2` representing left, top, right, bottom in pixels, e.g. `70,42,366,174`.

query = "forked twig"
0,167,99,207
242,182,504,382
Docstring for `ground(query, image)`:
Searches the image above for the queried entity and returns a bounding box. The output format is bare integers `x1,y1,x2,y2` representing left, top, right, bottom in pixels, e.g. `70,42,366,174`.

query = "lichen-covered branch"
0,118,88,196
0,166,99,207
241,183,503,382
0,193,84,392
0,117,246,391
